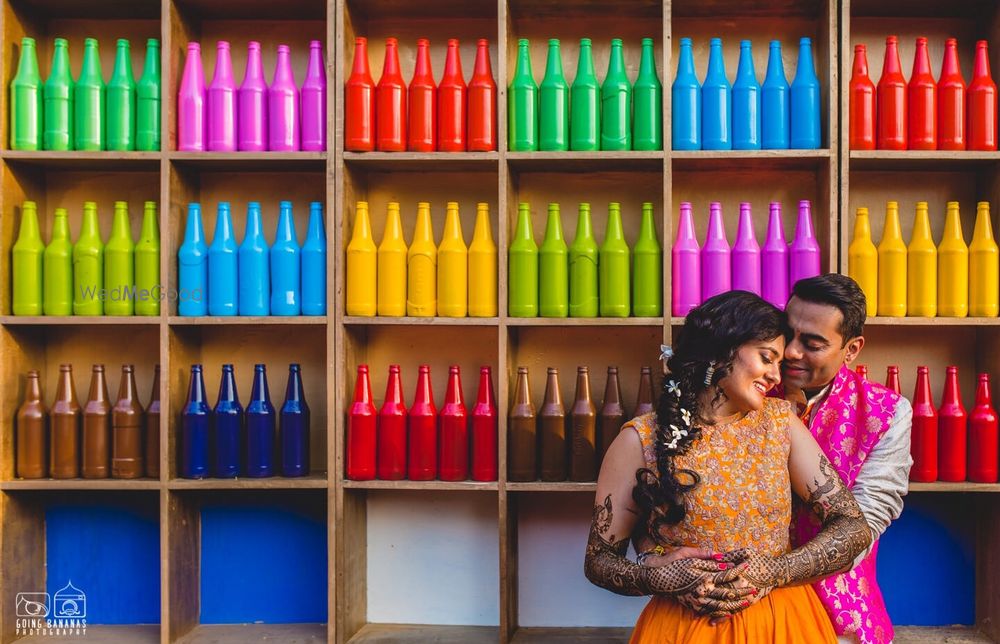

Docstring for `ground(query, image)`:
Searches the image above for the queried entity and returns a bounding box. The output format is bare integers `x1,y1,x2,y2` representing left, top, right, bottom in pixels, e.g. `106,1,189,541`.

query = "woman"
584,291,871,643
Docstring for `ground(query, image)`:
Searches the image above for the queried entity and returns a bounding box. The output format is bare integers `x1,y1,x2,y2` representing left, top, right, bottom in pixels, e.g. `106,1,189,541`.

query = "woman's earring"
703,364,716,386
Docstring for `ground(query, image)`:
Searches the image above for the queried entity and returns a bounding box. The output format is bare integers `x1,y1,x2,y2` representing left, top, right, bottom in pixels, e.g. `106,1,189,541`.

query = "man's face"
782,297,862,391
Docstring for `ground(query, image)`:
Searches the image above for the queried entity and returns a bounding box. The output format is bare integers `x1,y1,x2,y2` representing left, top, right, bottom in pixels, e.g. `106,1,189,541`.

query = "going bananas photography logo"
15,581,87,637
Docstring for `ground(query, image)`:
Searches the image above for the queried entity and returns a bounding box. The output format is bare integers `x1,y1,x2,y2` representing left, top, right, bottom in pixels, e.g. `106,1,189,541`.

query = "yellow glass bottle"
938,201,969,317
437,201,468,317
407,201,437,317
848,207,878,317
969,201,999,317
346,200,377,316
468,202,498,317
907,201,937,317
877,201,907,317
377,201,407,316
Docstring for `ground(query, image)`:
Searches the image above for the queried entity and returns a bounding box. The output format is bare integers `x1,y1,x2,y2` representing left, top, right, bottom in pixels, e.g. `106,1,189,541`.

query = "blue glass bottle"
762,40,790,149
180,364,209,478
208,201,238,316
790,37,821,149
732,40,761,150
246,363,275,477
702,38,731,150
212,363,242,478
280,363,310,477
270,201,301,316
238,201,269,316
178,203,208,316
301,201,327,316
672,37,701,150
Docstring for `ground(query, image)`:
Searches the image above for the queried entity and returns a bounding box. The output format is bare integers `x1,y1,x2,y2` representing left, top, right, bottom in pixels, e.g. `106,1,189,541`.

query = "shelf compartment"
506,153,664,173
14,624,160,644
168,152,326,171
672,149,831,172
175,623,327,643
342,479,498,491
511,626,632,643
850,151,1000,172
2,151,162,170
347,623,499,644
343,152,500,172
1,480,161,491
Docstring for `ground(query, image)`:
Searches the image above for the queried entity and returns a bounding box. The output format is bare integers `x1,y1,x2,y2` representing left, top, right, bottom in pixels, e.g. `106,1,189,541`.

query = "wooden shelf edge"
167,475,329,490
893,625,994,643
175,622,328,644
342,316,499,326
168,316,328,326
511,626,633,643
0,479,161,491
12,623,161,644
850,150,1000,161
505,317,664,327
341,479,499,491
908,482,1000,493
505,482,597,492
1,316,163,326
347,623,499,644
672,149,831,160
866,317,1000,326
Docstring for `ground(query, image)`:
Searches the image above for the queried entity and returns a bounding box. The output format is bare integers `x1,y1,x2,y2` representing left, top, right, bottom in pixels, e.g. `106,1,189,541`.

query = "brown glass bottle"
112,364,145,479
569,366,597,482
539,367,567,481
16,370,48,479
598,366,626,465
51,364,81,479
82,364,112,478
145,365,160,478
508,366,537,481
634,366,656,417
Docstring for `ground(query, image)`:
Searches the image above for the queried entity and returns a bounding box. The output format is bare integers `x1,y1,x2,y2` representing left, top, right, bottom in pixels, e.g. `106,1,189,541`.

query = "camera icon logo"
52,581,86,619
15,593,49,618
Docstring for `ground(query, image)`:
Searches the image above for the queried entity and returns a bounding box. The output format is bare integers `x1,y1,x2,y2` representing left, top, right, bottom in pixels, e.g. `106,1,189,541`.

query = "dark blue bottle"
701,38,731,150
270,200,301,316
246,363,275,477
178,203,208,316
672,37,701,150
208,201,238,316
790,37,821,149
762,40,790,149
732,40,761,150
239,201,269,316
180,364,210,478
280,363,311,477
212,363,242,478
301,201,326,316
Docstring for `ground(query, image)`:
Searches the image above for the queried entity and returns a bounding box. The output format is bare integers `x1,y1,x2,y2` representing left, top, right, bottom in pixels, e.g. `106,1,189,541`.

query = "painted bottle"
509,39,538,151
73,201,104,316
540,367,567,481
789,200,821,289
438,39,466,151
509,202,539,317
376,38,406,151
732,40,761,150
701,202,731,301
571,39,600,151
213,364,242,478
468,203,498,317
180,364,209,479
376,365,406,480
271,201,301,316
246,364,276,477
732,202,761,296
178,203,208,316
378,202,407,317
508,367,537,482
938,366,967,482
145,365,160,478
468,39,497,151
134,201,160,316
877,36,907,150
885,365,901,394
633,201,663,315
408,39,436,152
207,41,237,151
408,365,437,480
672,37,700,150
438,201,468,317
969,201,999,317
301,201,327,316
939,201,969,317
762,40,790,149
238,202,269,316
280,364,310,477
13,200,44,316
17,370,48,479
208,202,238,316
51,364,81,479
672,201,700,316
633,37,663,151
345,37,374,151
43,38,73,151
910,365,938,482
82,365,111,479
539,203,569,317
598,366,625,465
702,38,731,150
849,44,875,150
75,38,105,150
569,203,599,317
301,40,327,151
601,39,632,150
178,42,206,151
938,38,966,150
855,364,869,380
111,364,144,479
790,37,821,149
539,39,569,151
635,366,656,416
761,202,789,308
569,366,597,482
877,201,907,317
269,45,299,151
106,39,135,151
10,37,42,150
600,202,630,316
407,201,437,316
347,364,376,480
969,373,999,483
136,39,161,151
471,366,498,482
908,37,937,150
849,207,878,317
908,201,937,317
439,366,468,481
238,42,267,151
44,207,73,316
969,40,998,151
104,201,135,316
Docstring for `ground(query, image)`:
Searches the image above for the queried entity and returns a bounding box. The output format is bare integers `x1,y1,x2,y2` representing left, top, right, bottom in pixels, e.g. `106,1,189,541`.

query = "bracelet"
636,545,667,566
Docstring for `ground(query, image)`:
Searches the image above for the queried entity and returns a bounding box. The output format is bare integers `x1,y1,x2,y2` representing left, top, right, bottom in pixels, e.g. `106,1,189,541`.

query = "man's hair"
791,274,866,342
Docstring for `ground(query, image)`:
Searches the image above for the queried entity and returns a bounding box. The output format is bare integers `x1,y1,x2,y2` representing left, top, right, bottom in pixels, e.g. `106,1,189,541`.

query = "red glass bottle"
377,364,407,480
849,44,876,150
438,365,468,481
408,38,436,152
908,37,937,150
347,365,376,480
910,366,938,482
969,373,998,483
877,36,907,150
968,40,998,151
345,37,375,151
437,39,467,151
408,364,437,480
855,364,869,380
468,39,496,151
885,365,901,394
471,366,498,481
938,38,967,150
938,365,967,482
376,38,406,151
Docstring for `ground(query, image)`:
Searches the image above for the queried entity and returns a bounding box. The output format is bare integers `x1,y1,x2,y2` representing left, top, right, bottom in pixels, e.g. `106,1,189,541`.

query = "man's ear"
843,335,865,365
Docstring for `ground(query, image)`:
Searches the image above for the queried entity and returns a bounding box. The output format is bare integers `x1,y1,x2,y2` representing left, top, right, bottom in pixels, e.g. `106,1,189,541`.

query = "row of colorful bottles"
672,200,820,316
673,37,821,150
346,201,496,317
509,365,656,482
848,201,998,318
179,41,326,152
13,201,160,316
180,363,310,478
16,364,159,479
178,201,326,316
508,37,661,151
10,37,160,151
509,202,661,317
346,37,496,152
346,364,498,482
850,37,997,150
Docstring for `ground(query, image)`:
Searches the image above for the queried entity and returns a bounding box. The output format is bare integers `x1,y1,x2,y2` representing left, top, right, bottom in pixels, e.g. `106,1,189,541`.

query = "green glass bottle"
633,38,662,151
74,201,104,316
44,38,73,151
569,202,599,317
136,39,161,151
539,203,568,317
601,39,632,151
509,39,538,151
135,201,160,316
104,201,134,316
106,39,135,151
599,202,630,316
508,202,538,316
539,39,569,151
570,39,600,151
44,208,74,316
75,38,105,151
632,202,662,316
12,201,44,315
10,37,42,150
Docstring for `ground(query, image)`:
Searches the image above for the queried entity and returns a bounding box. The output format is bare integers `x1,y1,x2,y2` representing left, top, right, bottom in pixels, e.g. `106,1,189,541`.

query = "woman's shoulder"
763,396,793,417
621,413,658,470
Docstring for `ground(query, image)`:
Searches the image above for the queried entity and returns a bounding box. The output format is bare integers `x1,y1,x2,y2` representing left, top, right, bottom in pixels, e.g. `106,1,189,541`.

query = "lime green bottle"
569,202,599,317
74,201,104,316
632,202,662,315
539,203,568,317
12,201,44,315
106,39,135,151
539,39,569,151
135,201,160,316
601,39,632,151
75,38,105,151
633,38,662,151
570,39,600,151
508,202,538,316
44,208,74,316
104,201,135,316
136,39,161,151
43,38,74,151
599,202,630,316
10,37,42,150
509,39,538,151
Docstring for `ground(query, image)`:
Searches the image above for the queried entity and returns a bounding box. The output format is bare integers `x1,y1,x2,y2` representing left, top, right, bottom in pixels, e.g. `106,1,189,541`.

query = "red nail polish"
713,553,724,561
742,601,750,607
719,563,730,570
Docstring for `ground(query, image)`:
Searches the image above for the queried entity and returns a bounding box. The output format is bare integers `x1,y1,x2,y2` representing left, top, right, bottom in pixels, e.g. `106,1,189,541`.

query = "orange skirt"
630,585,837,644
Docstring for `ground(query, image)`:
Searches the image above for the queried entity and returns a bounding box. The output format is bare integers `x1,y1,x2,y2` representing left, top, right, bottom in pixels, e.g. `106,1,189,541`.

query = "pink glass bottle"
269,44,299,151
671,201,701,316
178,42,206,151
732,202,761,295
300,40,326,151
207,40,236,151
701,202,731,301
238,41,267,151
789,199,821,288
761,202,789,308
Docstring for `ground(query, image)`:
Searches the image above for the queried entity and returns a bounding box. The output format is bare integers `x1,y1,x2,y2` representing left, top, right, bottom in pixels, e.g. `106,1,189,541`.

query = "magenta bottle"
701,202,731,301
300,40,326,151
269,44,299,151
732,202,761,295
761,202,789,308
672,201,701,316
178,42,206,151
207,41,236,151
238,41,268,151
789,199,821,288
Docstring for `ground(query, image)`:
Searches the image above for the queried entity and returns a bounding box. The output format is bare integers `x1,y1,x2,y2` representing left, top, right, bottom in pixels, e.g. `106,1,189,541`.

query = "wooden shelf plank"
342,480,499,492
505,317,664,327
167,316,328,326
866,317,999,326
347,623,499,644
168,152,326,171
909,482,1000,493
511,626,632,643
850,150,1000,171
672,149,831,172
167,474,328,490
894,625,994,643
0,316,162,326
343,151,499,172
14,623,160,644
342,316,499,327
1,150,161,170
175,623,327,643
0,479,161,491
506,482,597,492
507,151,663,173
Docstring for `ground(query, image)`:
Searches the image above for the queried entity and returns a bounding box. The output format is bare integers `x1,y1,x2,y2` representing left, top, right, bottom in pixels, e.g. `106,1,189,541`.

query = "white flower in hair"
666,380,681,397
680,408,692,426
660,344,674,362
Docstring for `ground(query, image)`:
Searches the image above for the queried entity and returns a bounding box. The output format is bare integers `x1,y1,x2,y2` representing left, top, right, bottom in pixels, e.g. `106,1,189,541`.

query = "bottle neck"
545,208,563,240
576,208,594,239
912,42,932,76
18,205,40,239
516,45,533,78
308,206,325,238
52,211,71,239
473,207,492,242
605,208,624,239
607,44,626,76
707,43,725,76
544,43,564,79
185,208,204,243
443,207,463,239
575,371,591,401
352,41,371,76
975,43,992,79
245,46,264,79
212,45,233,83
473,42,493,78
51,44,71,77
414,44,433,78
796,205,814,238
942,43,962,77
252,369,270,402
796,41,814,76
976,376,992,406
414,372,434,404
285,368,304,402
544,372,562,405
188,369,206,404
852,47,869,79
81,207,101,237
913,207,932,237
767,209,785,242
677,207,696,240
382,43,402,77
414,207,433,241
276,206,296,240
353,368,372,404
515,372,531,404
385,370,404,403
445,371,464,405
640,206,656,238
245,207,263,237
219,368,238,401
638,41,656,76
214,208,234,239
736,207,755,242
307,44,324,77
56,369,76,402
765,44,785,81
678,44,696,77
515,208,534,241
117,368,137,401
111,207,131,238
150,366,161,403
883,207,902,238
141,205,159,241
443,43,463,78
882,41,902,76
477,369,495,406
603,371,621,403
975,206,994,241
707,207,726,239
736,45,755,77
853,211,871,240
144,44,160,80
943,370,962,403
915,371,933,403
944,207,964,238
26,373,42,402
17,41,39,77
88,369,108,402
